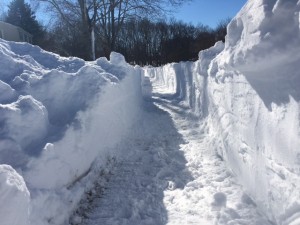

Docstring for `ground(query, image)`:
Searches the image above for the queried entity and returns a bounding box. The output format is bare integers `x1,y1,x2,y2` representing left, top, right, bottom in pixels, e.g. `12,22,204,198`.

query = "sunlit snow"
1,0,300,225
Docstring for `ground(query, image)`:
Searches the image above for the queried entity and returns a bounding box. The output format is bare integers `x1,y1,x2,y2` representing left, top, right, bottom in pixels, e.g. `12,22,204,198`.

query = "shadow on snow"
82,99,193,225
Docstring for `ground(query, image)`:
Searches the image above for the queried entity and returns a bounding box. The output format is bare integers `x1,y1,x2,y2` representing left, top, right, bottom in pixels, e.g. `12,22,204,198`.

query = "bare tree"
96,0,190,56
35,0,191,59
34,0,98,59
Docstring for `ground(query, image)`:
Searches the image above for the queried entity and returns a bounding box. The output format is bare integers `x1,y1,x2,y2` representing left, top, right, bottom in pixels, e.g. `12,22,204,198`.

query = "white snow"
0,39,142,225
145,0,300,224
0,165,30,225
141,75,153,99
1,0,300,224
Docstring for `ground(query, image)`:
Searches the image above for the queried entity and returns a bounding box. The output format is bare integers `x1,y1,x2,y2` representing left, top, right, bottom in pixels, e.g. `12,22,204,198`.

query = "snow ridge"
0,39,143,225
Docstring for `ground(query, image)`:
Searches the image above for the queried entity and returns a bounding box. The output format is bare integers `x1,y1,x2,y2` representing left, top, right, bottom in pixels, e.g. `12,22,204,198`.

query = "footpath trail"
77,89,272,225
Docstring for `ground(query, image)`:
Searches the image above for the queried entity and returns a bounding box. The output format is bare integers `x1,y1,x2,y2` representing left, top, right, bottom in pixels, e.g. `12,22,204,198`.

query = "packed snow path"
74,91,272,225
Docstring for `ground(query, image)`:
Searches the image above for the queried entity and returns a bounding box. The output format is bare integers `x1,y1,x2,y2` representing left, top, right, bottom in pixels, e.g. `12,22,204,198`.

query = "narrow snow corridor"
75,93,272,225
77,101,192,225
152,97,272,225
2,1,300,224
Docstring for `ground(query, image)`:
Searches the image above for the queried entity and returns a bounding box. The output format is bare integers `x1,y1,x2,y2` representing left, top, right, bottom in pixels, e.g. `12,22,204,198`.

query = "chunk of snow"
0,80,17,103
109,52,127,67
0,164,30,225
0,95,48,159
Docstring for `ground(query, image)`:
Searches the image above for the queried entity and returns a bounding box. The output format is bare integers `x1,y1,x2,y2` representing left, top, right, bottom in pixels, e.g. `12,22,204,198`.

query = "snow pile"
147,0,300,224
215,0,300,81
0,39,142,224
0,165,30,225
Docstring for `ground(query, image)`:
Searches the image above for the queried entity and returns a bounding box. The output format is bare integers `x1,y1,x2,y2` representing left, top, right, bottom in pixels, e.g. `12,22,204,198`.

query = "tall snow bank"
207,1,300,224
147,0,300,223
25,72,141,189
0,39,142,224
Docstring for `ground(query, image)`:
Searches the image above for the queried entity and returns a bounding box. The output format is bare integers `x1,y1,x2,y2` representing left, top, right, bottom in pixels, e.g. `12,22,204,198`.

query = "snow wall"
0,39,143,225
146,0,300,224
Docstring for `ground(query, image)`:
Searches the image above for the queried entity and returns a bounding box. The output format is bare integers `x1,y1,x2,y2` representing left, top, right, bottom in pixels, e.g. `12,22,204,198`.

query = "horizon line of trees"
1,0,230,66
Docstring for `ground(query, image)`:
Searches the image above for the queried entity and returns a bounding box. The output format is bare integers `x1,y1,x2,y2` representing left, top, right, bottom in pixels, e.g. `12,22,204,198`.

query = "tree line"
115,18,228,65
2,0,230,65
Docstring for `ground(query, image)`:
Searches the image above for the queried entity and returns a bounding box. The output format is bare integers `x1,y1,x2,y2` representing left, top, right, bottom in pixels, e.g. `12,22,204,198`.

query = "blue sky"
2,0,247,28
172,0,247,28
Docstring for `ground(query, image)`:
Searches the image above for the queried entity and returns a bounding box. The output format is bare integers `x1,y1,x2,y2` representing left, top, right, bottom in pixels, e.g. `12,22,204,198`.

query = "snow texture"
0,39,142,225
74,97,272,225
146,0,300,224
0,165,30,225
1,0,300,224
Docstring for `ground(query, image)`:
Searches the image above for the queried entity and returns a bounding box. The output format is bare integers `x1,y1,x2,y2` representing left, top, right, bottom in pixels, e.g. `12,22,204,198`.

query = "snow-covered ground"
1,0,300,224
71,91,272,225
